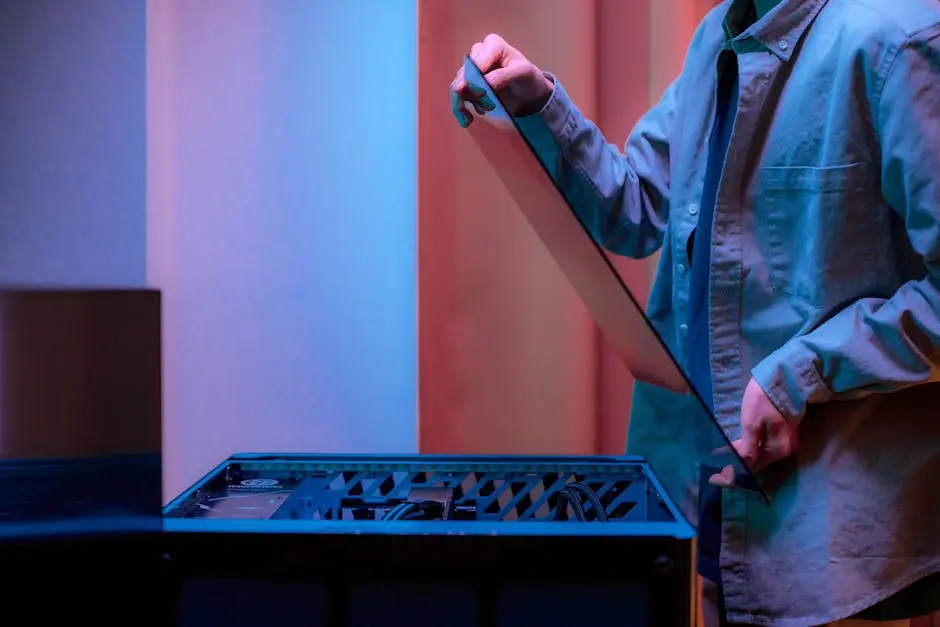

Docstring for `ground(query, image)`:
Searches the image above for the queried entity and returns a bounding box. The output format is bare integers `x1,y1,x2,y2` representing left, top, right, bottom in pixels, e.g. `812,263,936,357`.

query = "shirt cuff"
514,73,576,150
750,339,830,425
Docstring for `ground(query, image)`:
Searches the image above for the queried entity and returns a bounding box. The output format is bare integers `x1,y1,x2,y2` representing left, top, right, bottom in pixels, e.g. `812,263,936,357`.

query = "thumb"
735,421,763,470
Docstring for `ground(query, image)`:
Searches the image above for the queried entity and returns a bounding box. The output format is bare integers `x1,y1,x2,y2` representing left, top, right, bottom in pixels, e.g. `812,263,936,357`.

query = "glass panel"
462,57,766,519
0,289,163,542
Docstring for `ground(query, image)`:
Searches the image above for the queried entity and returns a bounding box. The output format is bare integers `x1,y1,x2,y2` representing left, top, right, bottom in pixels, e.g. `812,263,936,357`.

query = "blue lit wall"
148,0,418,499
0,0,418,501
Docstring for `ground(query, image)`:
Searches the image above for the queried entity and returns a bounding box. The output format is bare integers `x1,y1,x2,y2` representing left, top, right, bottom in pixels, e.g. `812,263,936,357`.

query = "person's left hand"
710,378,799,487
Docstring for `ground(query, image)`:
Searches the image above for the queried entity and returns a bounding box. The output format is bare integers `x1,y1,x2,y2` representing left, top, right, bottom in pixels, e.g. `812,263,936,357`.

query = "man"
450,0,940,625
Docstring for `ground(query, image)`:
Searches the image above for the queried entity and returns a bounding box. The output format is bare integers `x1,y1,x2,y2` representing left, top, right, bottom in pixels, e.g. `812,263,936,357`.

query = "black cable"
381,502,414,521
382,499,445,521
564,482,608,521
554,482,607,522
555,489,587,521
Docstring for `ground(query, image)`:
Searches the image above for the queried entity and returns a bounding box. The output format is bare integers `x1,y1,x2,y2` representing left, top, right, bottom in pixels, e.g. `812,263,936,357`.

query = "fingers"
763,419,798,461
483,64,528,91
470,33,508,74
451,33,513,127
733,434,774,474
449,89,470,128
451,69,496,127
450,67,471,127
452,66,466,94
450,85,494,127
708,465,736,488
737,414,764,468
729,423,797,475
470,94,495,115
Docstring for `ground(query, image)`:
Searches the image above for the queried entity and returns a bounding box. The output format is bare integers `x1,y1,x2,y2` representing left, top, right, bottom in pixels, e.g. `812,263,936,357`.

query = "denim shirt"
518,0,940,624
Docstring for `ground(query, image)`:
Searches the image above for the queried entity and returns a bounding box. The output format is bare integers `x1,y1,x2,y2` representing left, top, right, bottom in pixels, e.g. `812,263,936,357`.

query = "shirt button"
677,263,687,275
679,324,689,335
778,39,789,51
688,204,699,216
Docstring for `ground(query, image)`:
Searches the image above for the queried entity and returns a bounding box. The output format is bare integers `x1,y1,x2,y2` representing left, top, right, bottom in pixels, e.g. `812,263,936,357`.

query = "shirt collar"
722,0,830,62
754,0,782,19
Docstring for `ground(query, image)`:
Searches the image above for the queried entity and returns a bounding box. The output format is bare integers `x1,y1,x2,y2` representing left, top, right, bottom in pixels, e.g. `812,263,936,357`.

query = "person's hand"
450,33,555,127
709,378,799,487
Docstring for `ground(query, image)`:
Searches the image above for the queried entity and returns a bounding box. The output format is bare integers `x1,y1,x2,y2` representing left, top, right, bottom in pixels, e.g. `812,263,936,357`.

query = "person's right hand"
450,34,554,128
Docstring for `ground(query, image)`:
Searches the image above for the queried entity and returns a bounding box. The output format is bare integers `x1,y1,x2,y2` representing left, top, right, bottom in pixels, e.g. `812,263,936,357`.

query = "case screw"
654,555,674,575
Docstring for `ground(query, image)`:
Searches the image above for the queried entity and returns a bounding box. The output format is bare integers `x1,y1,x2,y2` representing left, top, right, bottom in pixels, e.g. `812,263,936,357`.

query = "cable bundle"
554,482,607,522
381,499,445,521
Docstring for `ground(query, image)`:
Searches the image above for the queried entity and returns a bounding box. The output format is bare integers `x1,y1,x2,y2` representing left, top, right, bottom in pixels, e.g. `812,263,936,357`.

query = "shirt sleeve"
514,74,676,259
750,31,940,422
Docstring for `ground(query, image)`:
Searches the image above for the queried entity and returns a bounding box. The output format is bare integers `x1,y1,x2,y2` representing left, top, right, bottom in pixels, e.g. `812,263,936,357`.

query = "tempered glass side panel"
0,289,163,540
461,57,766,518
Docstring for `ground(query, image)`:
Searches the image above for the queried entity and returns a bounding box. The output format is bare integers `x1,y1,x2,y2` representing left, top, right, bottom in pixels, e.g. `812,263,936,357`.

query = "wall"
0,0,419,502
419,0,603,456
148,0,419,500
0,0,147,286
417,0,675,456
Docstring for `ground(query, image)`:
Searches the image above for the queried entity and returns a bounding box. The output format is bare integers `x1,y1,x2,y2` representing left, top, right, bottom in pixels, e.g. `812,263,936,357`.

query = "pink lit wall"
417,0,709,456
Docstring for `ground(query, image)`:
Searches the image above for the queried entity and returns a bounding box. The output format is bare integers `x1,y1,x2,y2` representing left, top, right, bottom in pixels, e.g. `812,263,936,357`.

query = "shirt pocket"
758,162,877,310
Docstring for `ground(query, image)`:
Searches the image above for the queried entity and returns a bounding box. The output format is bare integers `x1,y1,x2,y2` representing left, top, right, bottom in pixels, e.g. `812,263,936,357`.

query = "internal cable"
555,489,587,521
381,499,445,521
382,502,416,521
564,482,608,521
554,482,608,522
